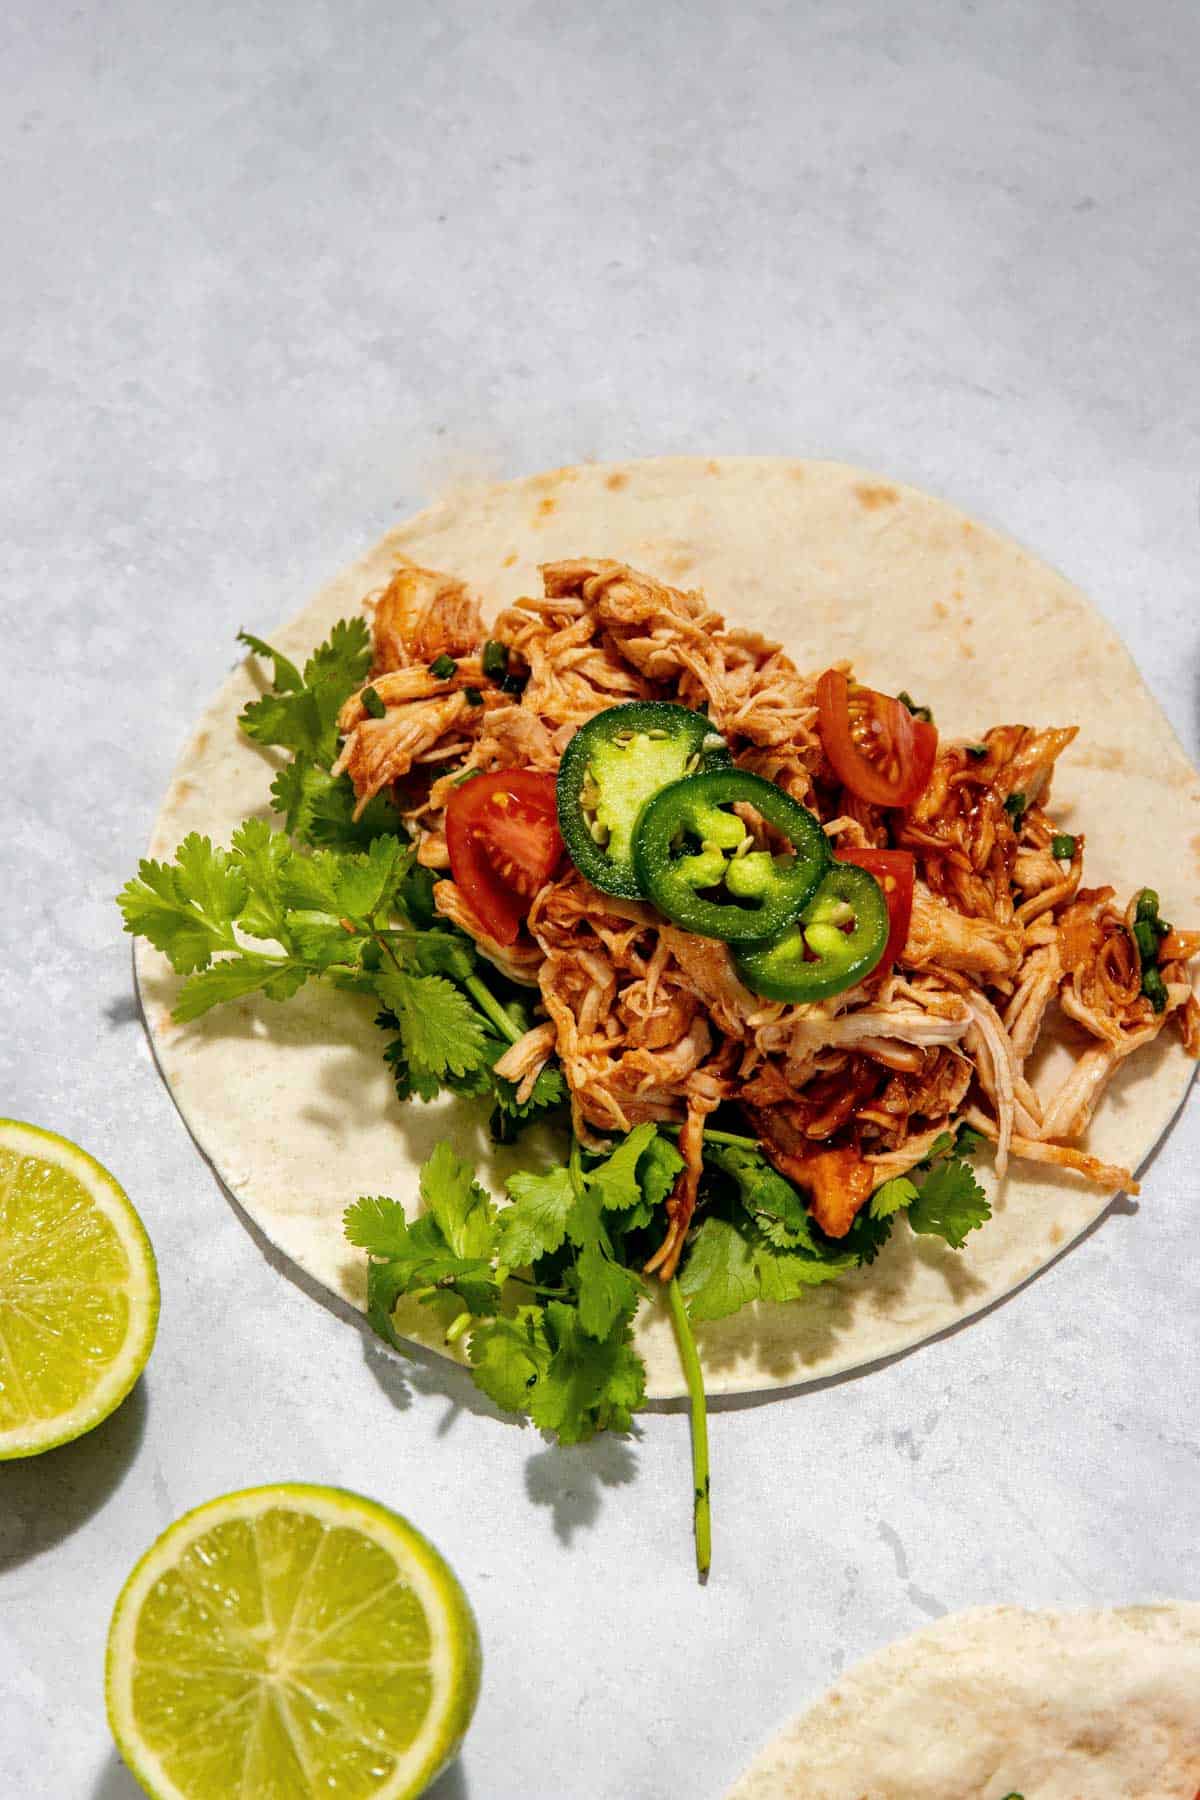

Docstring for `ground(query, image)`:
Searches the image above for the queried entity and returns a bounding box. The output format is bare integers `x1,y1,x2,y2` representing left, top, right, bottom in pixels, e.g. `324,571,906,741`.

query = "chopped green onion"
451,767,483,786
1133,919,1159,963
500,668,528,697
429,653,458,679
1004,792,1027,827
897,690,933,723
481,639,509,680
361,685,386,719
464,687,484,707
1051,833,1077,860
1132,888,1170,1009
1134,888,1170,937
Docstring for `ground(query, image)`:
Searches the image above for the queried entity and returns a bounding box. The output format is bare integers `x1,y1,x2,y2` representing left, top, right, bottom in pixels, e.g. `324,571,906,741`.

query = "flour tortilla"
135,457,1200,1399
726,1603,1200,1798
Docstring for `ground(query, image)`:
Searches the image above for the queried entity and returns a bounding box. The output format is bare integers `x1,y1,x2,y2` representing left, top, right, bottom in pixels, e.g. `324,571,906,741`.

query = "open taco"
126,457,1199,1419
725,1604,1200,1799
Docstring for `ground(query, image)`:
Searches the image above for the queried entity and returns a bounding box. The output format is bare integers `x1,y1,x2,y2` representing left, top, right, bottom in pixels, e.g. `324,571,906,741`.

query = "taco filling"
329,556,1199,1275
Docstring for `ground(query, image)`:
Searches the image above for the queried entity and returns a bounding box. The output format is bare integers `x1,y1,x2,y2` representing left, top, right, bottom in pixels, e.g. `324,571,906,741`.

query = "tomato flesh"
837,846,915,974
816,670,937,808
445,770,562,945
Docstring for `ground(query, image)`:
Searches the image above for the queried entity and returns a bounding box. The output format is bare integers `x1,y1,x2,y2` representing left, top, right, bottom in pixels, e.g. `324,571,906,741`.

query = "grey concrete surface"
2,2,1198,1795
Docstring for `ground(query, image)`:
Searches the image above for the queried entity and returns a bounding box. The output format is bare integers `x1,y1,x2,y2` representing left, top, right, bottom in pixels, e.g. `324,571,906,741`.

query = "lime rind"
106,1484,482,1800
0,1118,159,1460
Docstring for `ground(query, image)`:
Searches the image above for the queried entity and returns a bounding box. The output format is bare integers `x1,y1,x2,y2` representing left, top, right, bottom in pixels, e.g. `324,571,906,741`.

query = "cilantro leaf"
307,773,405,850
678,1218,759,1322
117,834,248,973
753,1234,855,1300
563,1179,605,1251
637,1132,685,1210
497,1166,576,1266
279,851,342,915
529,1302,646,1443
270,758,405,851
229,817,293,942
907,1156,991,1249
402,930,477,981
374,970,491,1095
344,1195,411,1257
396,859,438,928
358,1186,500,1329
870,1175,919,1220
330,837,408,922
680,1214,853,1323
239,616,371,767
118,858,231,973
303,616,372,693
363,1234,500,1345
468,1310,551,1413
174,833,249,927
587,1122,659,1211
172,954,309,1021
702,1141,823,1253
418,1140,496,1259
237,630,302,693
574,1240,640,1339
283,911,362,972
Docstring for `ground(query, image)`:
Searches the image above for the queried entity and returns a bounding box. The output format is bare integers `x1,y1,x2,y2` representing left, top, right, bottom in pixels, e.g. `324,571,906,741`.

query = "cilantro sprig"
119,616,572,1135
120,608,1004,1579
239,618,404,852
345,1131,672,1446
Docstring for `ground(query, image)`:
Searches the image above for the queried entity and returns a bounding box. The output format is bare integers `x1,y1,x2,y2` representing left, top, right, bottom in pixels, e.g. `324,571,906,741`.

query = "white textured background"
2,3,1198,1796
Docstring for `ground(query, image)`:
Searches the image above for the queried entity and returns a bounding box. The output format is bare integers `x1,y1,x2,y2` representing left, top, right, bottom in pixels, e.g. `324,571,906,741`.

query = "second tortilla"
725,1603,1200,1799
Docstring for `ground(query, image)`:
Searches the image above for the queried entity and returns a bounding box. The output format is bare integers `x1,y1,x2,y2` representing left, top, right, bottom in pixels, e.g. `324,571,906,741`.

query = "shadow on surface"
427,1759,471,1800
524,1433,639,1546
103,991,141,1029
362,1330,512,1433
91,1751,141,1799
91,1746,470,1798
0,1381,146,1572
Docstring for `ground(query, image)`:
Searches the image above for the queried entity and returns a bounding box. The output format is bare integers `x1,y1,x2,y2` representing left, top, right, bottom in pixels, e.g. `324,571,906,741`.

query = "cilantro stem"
506,1273,569,1299
666,1277,711,1583
371,928,406,973
464,974,524,1046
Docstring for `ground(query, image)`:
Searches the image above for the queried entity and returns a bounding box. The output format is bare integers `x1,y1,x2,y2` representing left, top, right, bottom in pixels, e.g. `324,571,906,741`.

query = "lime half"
107,1484,483,1800
0,1118,158,1459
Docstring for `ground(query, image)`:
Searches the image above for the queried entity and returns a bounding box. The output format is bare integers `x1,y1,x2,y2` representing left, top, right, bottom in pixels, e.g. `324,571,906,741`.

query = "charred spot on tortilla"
854,481,900,509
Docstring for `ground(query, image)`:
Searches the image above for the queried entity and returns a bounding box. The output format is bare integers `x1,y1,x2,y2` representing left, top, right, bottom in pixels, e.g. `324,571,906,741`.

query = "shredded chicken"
332,552,1199,1266
370,561,484,671
332,692,472,817
493,1021,557,1105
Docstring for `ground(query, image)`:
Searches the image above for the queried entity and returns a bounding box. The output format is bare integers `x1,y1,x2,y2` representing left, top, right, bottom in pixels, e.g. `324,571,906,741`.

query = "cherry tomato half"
816,670,937,809
837,846,915,975
445,770,563,945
